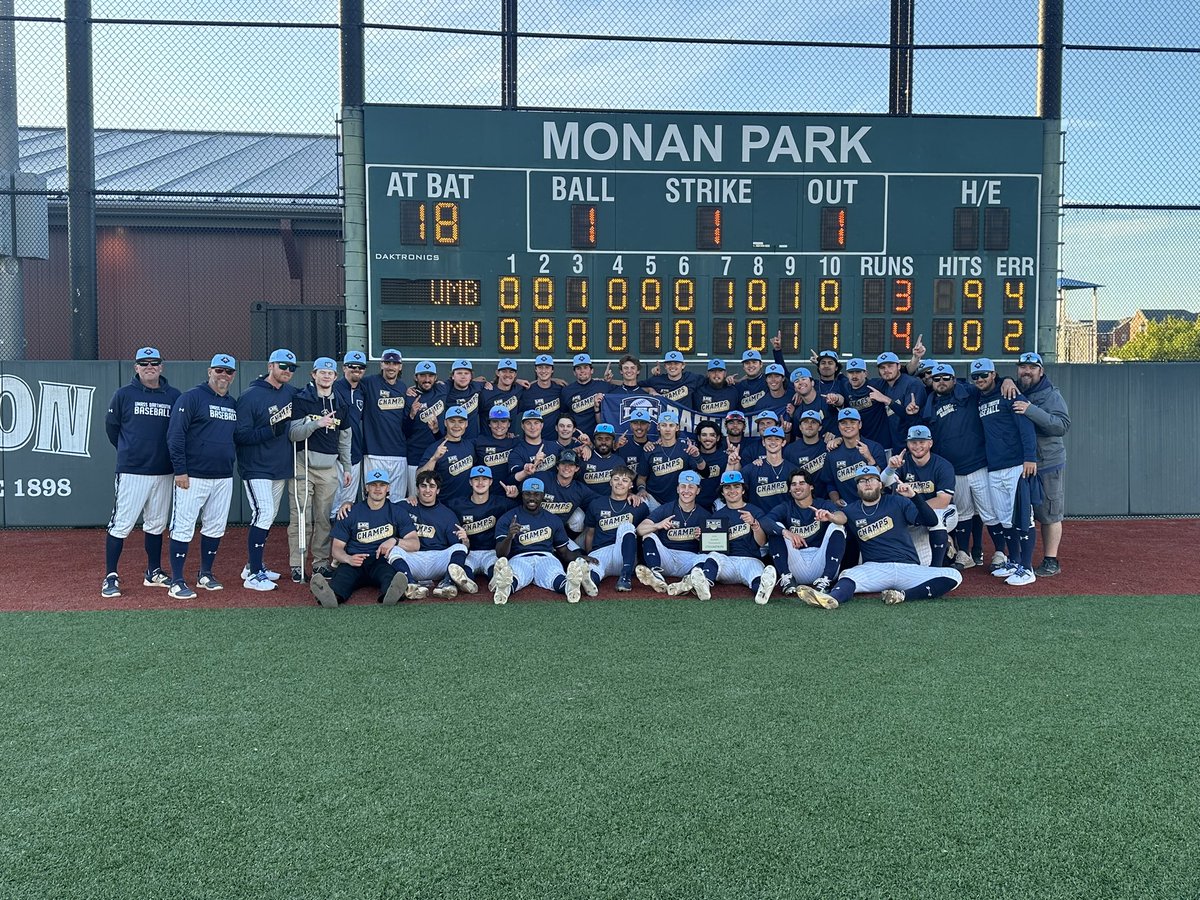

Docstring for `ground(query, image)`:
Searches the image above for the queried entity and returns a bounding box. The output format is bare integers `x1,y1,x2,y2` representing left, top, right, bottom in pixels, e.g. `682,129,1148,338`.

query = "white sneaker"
635,564,668,593
1005,566,1037,586
580,562,599,596
491,558,514,605
241,565,281,581
564,558,588,603
953,550,975,569
243,570,277,592
882,588,906,605
447,563,478,594
687,568,712,601
992,562,1018,578
754,565,777,605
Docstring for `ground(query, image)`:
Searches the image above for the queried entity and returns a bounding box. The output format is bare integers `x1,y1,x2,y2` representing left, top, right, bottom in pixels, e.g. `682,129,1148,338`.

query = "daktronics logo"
0,376,95,456
374,253,441,261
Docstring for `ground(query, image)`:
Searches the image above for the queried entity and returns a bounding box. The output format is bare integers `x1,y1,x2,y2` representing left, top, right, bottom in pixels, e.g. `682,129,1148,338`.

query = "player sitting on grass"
634,470,719,600
688,471,778,605
309,469,420,608
763,470,847,608
582,465,648,593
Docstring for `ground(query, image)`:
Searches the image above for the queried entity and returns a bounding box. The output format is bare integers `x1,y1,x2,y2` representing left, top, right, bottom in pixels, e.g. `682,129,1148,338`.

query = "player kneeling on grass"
796,465,962,608
634,470,720,600
310,469,420,608
491,478,595,605
763,470,847,608
582,465,649,593
696,471,778,605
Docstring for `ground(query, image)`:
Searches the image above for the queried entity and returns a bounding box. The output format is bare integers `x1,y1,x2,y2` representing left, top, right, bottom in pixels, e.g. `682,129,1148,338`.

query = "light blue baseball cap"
799,410,823,422
818,350,839,361
741,350,762,362
415,360,437,375
469,465,493,479
856,465,882,480
521,409,543,421
663,350,685,363
381,348,403,363
534,354,555,366
678,471,702,486
313,357,337,372
1019,352,1044,367
907,425,932,441
452,359,473,371
135,346,162,362
971,358,996,374
572,353,592,367
497,358,518,371
594,423,615,435
628,409,653,422
876,352,900,365
932,363,956,378
343,350,367,365
488,406,511,420
845,358,867,372
707,359,726,370
838,408,862,421
658,411,680,425
269,348,296,365
365,468,390,484
765,363,786,376
210,354,237,369
792,367,813,380
523,477,546,492
445,405,469,419
754,410,780,422
762,426,786,438
720,471,744,485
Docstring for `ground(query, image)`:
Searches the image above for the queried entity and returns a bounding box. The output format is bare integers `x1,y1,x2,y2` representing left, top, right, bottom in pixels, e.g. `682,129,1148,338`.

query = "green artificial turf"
2,595,1198,899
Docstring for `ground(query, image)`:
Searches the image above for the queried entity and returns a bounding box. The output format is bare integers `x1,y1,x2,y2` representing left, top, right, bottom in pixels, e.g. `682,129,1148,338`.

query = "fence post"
1038,0,1064,362
66,0,97,360
502,0,517,109
0,0,26,360
340,0,368,354
888,0,914,115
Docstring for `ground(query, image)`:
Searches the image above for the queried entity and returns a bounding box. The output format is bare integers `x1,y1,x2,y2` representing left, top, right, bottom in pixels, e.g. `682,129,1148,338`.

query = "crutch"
297,436,310,583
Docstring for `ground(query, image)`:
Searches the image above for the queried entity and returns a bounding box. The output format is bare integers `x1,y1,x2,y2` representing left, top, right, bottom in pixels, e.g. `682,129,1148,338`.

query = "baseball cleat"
754,565,777,605
581,569,600,597
616,572,633,591
491,558,514,605
381,573,408,606
882,588,906,605
665,577,694,597
635,565,668,593
310,572,339,608
448,563,478,594
687,568,712,601
405,583,430,600
243,570,277,592
990,552,1007,568
196,573,224,591
564,558,589,603
777,574,798,596
168,580,196,600
972,551,985,566
101,573,121,598
813,576,832,593
1005,565,1037,586
795,585,838,610
142,568,170,588
431,578,458,600
241,565,281,581
953,550,975,570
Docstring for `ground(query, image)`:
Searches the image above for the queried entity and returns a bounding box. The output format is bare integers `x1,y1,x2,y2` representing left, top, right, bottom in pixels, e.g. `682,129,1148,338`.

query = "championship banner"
600,392,700,440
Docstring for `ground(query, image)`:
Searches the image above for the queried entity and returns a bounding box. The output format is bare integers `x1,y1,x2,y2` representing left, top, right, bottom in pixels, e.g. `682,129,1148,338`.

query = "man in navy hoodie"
235,348,298,591
101,346,182,598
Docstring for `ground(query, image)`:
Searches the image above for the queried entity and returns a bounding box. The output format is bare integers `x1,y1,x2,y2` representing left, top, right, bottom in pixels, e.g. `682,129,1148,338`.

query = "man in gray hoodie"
1013,352,1071,576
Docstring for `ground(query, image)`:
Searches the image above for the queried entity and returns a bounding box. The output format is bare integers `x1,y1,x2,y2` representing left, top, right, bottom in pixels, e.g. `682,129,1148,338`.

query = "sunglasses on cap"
135,359,162,366
211,366,235,375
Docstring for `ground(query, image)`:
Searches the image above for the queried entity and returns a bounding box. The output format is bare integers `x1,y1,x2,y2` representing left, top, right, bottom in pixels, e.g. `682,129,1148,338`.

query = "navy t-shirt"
821,439,887,501
519,382,563,428
639,442,695,503
647,501,711,552
330,500,417,556
448,494,515,553
508,438,563,478
738,457,798,509
584,495,650,550
540,477,597,526
417,438,476,504
843,494,923,565
580,451,626,492
708,503,768,558
496,506,570,555
890,452,956,502
559,380,609,434
763,498,840,547
404,500,462,551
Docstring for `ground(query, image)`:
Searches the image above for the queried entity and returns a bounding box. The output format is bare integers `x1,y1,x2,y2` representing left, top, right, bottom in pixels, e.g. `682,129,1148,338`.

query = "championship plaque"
701,518,728,552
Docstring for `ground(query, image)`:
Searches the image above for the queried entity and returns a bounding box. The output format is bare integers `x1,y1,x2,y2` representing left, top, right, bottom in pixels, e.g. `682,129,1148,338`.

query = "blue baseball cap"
678,471,702,486
791,367,812,380
720,471,744,485
269,348,297,365
663,350,685,364
381,348,403,363
725,410,746,420
365,468,390,484
628,409,653,422
845,358,867,372
210,354,237,369
764,363,786,376
488,406,511,420
799,410,823,423
521,409,543,421
135,346,162,362
445,405,469,419
753,410,780,422
1019,352,1044,367
707,359,726,370
932,363,955,378
838,408,862,421
313,357,337,372
918,359,937,373
856,465,882,480
741,350,762,362
415,360,437,375
658,411,680,425
971,358,996,374
594,423,616,435
469,465,493,479
907,425,932,441
523,477,545,492
558,450,579,465
762,426,786,438
343,350,367,365
876,352,900,365
534,354,555,366
497,358,518,371
572,353,592,367
818,350,839,361
452,359,473,371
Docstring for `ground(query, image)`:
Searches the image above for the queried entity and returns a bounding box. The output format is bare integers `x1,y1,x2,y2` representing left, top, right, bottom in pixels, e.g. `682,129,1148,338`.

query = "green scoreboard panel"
364,106,1042,362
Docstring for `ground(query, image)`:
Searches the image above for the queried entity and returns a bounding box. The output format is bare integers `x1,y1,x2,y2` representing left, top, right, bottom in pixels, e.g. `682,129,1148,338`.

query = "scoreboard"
363,106,1043,362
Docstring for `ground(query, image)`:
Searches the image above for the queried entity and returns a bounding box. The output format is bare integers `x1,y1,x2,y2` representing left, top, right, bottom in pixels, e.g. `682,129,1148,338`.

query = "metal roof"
17,127,338,205
1058,277,1104,290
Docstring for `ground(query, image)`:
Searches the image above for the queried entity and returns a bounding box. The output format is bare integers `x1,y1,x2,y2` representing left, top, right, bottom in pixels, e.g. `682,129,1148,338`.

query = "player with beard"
689,471,777,605
480,359,524,423
764,471,846,605
1012,351,1070,577
635,471,720,600
491,478,595,604
787,367,835,437
447,465,517,593
330,350,368,516
474,406,519,497
693,360,739,418
401,360,446,497
580,423,623,490
865,351,927,454
811,349,851,401
441,360,483,440
693,420,728,509
796,466,962,608
560,353,609,435
582,466,648,592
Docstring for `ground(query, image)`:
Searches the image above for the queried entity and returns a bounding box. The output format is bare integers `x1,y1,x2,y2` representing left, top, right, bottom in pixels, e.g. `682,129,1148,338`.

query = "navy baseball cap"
720,471,744,485
764,363,786,376
210,354,237,369
415,361,437,375
707,359,726,370
521,409,543,421
845,358,867,372
497,358,517,371
488,406,511,420
572,353,592,367
838,408,862,421
343,350,367,365
1019,352,1044,366
135,346,162,362
856,465,882,480
907,425,932,441
741,350,762,362
365,468,390,484
452,359,473,371
792,367,812,380
381,348,403,362
876,352,900,365
932,363,955,378
523,477,545,492
762,426,786,438
445,405,469,419
594,423,615,435
799,410,823,423
558,450,579,465
818,350,839,361
658,411,680,425
628,409,653,422
534,354,554,366
313,357,337,372
469,465,493,479
663,350,685,364
678,471,702,486
269,348,297,365
971,358,996,374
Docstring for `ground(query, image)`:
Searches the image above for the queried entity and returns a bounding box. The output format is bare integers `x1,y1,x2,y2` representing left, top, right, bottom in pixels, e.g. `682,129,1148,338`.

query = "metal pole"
340,0,364,108
0,0,25,360
502,0,517,109
66,0,97,360
340,0,367,352
888,0,914,115
1037,0,1064,362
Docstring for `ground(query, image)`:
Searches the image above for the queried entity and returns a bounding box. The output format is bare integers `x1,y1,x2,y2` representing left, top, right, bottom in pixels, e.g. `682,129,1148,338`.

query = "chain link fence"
2,0,1198,360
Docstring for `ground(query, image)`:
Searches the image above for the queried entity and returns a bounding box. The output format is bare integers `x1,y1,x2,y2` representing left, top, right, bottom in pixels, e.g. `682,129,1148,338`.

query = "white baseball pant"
713,553,767,588
244,478,287,530
365,454,409,502
839,561,963,594
587,523,637,580
507,551,567,591
169,477,233,542
465,549,498,576
985,465,1023,528
907,505,959,566
330,459,362,516
954,467,992,522
390,543,468,582
107,472,173,538
643,534,716,578
781,524,845,584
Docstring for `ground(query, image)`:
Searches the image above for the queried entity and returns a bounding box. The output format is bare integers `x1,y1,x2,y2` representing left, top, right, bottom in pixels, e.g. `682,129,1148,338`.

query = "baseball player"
508,409,562,485
402,360,447,495
446,465,518,592
744,363,792,419
763,470,847,605
234,348,298,591
796,465,963,608
606,354,646,395
579,423,624,491
552,413,590,457
882,425,958,567
812,349,850,400
441,359,483,440
480,358,524,425
685,471,777,605
518,354,564,428
821,408,887,507
540,449,597,540
867,351,927,454
642,350,702,407
309,468,419,608
582,465,649,592
361,348,411,497
693,420,729,509
102,346,182,597
287,356,352,581
330,350,368,518
694,360,739,418
783,410,832,489
634,470,719,600
164,354,239,599
403,470,473,599
560,353,610,435
736,349,768,411
637,410,699,506
787,367,835,437
732,425,796,509
490,477,594,604
474,406,518,497
416,404,477,504
1013,351,1071,576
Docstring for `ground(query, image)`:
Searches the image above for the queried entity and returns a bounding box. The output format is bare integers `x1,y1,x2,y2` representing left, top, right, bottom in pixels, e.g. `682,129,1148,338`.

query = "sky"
8,0,1200,319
